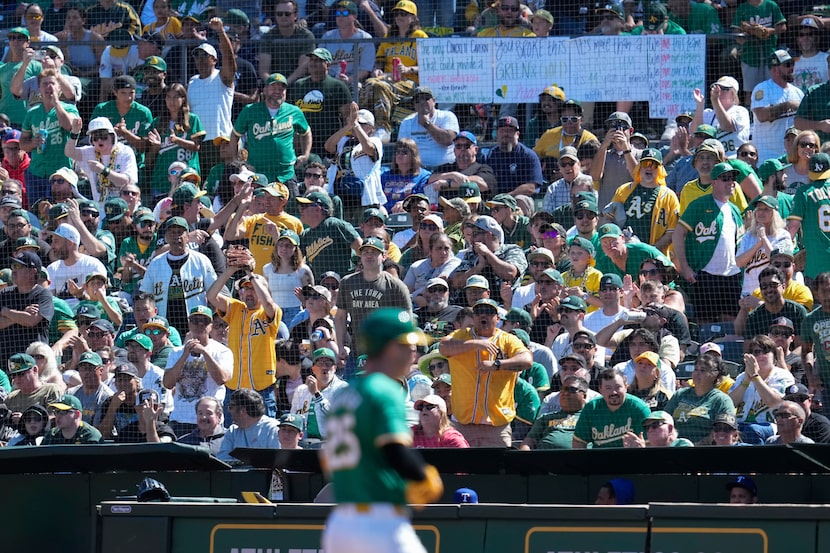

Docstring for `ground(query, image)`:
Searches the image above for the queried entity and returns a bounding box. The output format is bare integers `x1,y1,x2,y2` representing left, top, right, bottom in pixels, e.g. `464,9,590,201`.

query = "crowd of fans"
0,0,828,460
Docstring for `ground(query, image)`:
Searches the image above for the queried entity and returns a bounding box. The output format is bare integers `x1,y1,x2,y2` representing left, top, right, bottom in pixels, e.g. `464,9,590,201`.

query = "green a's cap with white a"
307,47,333,63
126,333,153,351
279,413,303,431
359,309,427,356
360,236,385,252
7,353,36,375
189,305,214,319
598,223,623,239
640,148,663,164
8,27,29,38
695,124,717,139
48,394,83,412
749,195,778,210
278,228,300,246
312,347,336,362
537,268,564,284
265,73,288,86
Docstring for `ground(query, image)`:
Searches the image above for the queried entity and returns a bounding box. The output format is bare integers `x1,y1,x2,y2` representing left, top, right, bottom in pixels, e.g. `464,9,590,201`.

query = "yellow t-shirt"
446,328,529,426
142,17,182,41
562,266,603,313
533,127,598,158
376,30,428,82
752,279,814,311
224,298,282,391
679,179,747,215
242,212,304,275
477,25,535,37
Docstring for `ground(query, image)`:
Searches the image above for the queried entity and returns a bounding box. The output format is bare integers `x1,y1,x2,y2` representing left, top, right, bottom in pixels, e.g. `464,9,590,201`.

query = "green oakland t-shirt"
527,410,581,449
802,308,830,386
0,59,41,125
148,113,205,195
664,387,736,443
323,372,410,505
573,395,651,448
233,101,310,183
23,101,80,177
731,0,785,68
300,217,359,277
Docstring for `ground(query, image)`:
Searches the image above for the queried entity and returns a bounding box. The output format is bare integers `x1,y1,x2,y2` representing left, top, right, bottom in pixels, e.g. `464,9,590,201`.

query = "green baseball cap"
307,47,333,62
7,353,36,375
162,216,189,232
278,228,300,246
757,158,791,182
126,333,153,351
189,305,214,319
363,207,387,223
537,268,564,284
78,351,103,367
359,309,426,356
360,236,385,252
560,295,587,312
312,347,336,362
695,124,717,139
710,162,738,181
640,148,663,164
486,193,518,210
48,394,83,412
503,307,532,328
569,236,595,257
279,413,303,431
8,27,29,38
598,223,623,239
144,55,167,71
296,191,333,210
265,73,288,86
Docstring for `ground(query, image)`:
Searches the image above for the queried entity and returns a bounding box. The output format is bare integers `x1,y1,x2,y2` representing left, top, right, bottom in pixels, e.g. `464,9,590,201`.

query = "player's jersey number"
323,413,361,471
819,205,830,232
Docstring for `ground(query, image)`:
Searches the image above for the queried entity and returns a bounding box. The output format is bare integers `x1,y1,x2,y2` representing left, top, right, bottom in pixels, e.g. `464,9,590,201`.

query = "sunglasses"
305,172,324,179
91,132,110,141
27,13,43,20
759,281,782,289
799,142,818,149
138,220,155,228
640,160,659,169
717,174,736,182
772,261,792,269
169,168,181,176
23,415,45,423
275,10,294,16
50,177,66,184
322,281,340,290
190,317,211,326
420,222,438,231
144,328,164,336
562,385,584,394
88,331,109,339
640,268,660,277
644,421,666,430
81,210,99,217
428,361,446,372
417,403,440,411
575,212,596,220
334,9,353,16
454,143,473,150
572,342,593,350
472,307,497,316
559,160,576,167
771,328,793,337
560,116,581,124
427,286,447,293
530,260,552,268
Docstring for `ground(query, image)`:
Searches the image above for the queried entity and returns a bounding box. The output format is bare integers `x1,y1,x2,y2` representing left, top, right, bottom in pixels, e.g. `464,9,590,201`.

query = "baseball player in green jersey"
321,308,443,553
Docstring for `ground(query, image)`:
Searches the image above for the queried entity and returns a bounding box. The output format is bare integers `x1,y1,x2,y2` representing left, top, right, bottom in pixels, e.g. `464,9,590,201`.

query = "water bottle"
37,129,48,155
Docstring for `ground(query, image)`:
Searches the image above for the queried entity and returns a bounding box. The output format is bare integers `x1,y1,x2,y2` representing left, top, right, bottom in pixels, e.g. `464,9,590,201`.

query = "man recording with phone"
590,112,642,209
207,244,282,419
